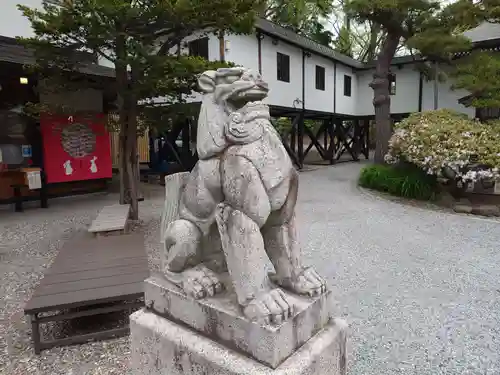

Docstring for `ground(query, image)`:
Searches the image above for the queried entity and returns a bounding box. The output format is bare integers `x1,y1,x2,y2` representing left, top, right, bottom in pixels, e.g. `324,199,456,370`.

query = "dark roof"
0,36,115,78
255,19,430,69
256,18,364,69
256,18,500,69
458,94,473,106
463,22,500,44
361,54,425,69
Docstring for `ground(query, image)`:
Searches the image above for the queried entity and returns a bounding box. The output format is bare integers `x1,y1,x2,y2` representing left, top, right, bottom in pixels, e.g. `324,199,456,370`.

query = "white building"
178,18,482,120
1,2,495,167
1,2,484,118
174,18,495,166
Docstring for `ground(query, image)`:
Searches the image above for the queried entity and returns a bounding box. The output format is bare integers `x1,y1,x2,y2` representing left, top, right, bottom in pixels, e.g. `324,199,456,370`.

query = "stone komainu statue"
161,67,326,325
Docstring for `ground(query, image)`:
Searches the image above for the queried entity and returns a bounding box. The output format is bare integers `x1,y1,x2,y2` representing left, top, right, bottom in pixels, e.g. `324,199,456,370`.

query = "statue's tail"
160,172,191,242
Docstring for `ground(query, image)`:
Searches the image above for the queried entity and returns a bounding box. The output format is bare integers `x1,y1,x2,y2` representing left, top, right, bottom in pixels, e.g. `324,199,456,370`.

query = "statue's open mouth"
228,85,269,109
243,84,269,100
245,88,268,100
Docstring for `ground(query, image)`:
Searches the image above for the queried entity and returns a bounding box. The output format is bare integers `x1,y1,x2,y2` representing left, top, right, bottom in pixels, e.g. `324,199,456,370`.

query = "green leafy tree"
308,20,335,47
329,1,386,62
344,0,479,163
18,0,261,219
333,24,353,56
452,51,500,109
262,0,335,45
449,0,500,111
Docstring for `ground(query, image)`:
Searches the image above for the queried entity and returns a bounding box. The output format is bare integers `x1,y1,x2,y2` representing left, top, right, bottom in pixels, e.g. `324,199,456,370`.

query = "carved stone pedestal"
130,275,348,375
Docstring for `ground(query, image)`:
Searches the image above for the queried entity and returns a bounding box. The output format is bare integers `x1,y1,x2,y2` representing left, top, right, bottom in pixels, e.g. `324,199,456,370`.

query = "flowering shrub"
385,109,500,184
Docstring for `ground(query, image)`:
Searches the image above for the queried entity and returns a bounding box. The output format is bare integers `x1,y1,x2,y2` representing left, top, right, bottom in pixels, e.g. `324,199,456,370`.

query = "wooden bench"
88,204,131,236
24,232,149,354
11,183,49,212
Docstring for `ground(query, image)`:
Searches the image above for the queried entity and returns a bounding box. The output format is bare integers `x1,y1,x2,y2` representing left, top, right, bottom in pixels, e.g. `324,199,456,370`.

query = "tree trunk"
370,33,400,164
126,69,139,220
218,30,225,62
118,119,127,204
115,36,140,220
366,23,381,62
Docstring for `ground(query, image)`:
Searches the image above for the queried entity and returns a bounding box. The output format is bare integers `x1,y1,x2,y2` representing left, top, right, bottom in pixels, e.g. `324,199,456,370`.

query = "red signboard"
40,114,112,183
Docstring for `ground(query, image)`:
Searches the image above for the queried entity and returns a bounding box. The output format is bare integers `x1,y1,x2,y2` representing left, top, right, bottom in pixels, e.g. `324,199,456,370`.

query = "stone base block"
130,309,347,375
145,274,333,368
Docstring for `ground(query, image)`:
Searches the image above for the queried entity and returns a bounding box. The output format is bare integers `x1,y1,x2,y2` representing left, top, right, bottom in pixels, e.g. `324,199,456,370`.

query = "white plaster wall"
163,32,257,105
224,33,259,72
304,54,334,113
178,31,221,61
356,70,373,115
389,65,420,114
335,64,357,115
218,32,308,110
97,55,115,68
177,32,221,104
356,65,421,116
421,66,475,117
260,36,303,109
141,31,478,117
0,0,481,118
151,31,221,105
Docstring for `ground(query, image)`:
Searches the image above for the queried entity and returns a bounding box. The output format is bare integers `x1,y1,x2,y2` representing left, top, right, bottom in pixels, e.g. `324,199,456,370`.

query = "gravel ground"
0,186,165,375
1,163,500,374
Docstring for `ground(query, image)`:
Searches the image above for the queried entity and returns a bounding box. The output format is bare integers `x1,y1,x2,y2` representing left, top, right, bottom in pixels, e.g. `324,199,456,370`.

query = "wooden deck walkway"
88,204,131,235
24,231,149,354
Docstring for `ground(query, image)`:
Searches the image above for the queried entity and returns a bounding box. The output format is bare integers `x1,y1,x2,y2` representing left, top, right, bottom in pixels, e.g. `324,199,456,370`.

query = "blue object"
21,144,32,158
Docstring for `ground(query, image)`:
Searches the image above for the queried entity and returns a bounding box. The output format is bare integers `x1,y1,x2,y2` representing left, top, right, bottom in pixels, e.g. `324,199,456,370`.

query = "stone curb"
357,185,500,220
453,203,500,217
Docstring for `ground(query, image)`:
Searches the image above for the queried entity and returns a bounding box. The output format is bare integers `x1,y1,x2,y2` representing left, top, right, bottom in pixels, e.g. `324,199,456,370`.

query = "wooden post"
297,113,304,168
136,156,144,202
364,119,370,159
323,119,328,151
328,119,336,164
290,117,296,154
31,314,41,354
353,119,361,159
218,31,225,62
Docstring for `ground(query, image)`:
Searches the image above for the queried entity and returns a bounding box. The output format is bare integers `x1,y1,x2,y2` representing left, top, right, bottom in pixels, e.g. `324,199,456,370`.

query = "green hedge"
358,163,439,201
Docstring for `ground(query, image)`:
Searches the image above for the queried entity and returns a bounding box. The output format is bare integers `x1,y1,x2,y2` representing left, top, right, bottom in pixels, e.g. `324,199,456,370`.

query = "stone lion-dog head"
196,67,271,160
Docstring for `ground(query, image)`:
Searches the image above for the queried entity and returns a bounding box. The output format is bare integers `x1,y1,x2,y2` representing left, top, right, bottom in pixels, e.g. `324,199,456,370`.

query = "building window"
277,52,290,82
344,75,352,97
188,37,209,59
389,73,396,95
315,65,325,91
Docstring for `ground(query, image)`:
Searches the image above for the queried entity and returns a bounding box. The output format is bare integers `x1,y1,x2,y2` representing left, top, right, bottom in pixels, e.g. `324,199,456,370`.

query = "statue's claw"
243,289,294,325
271,267,327,297
177,264,225,299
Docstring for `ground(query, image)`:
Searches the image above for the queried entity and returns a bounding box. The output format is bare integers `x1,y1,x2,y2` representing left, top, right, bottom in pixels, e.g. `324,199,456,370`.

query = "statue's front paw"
272,267,327,297
181,264,225,299
293,267,327,297
243,289,294,325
